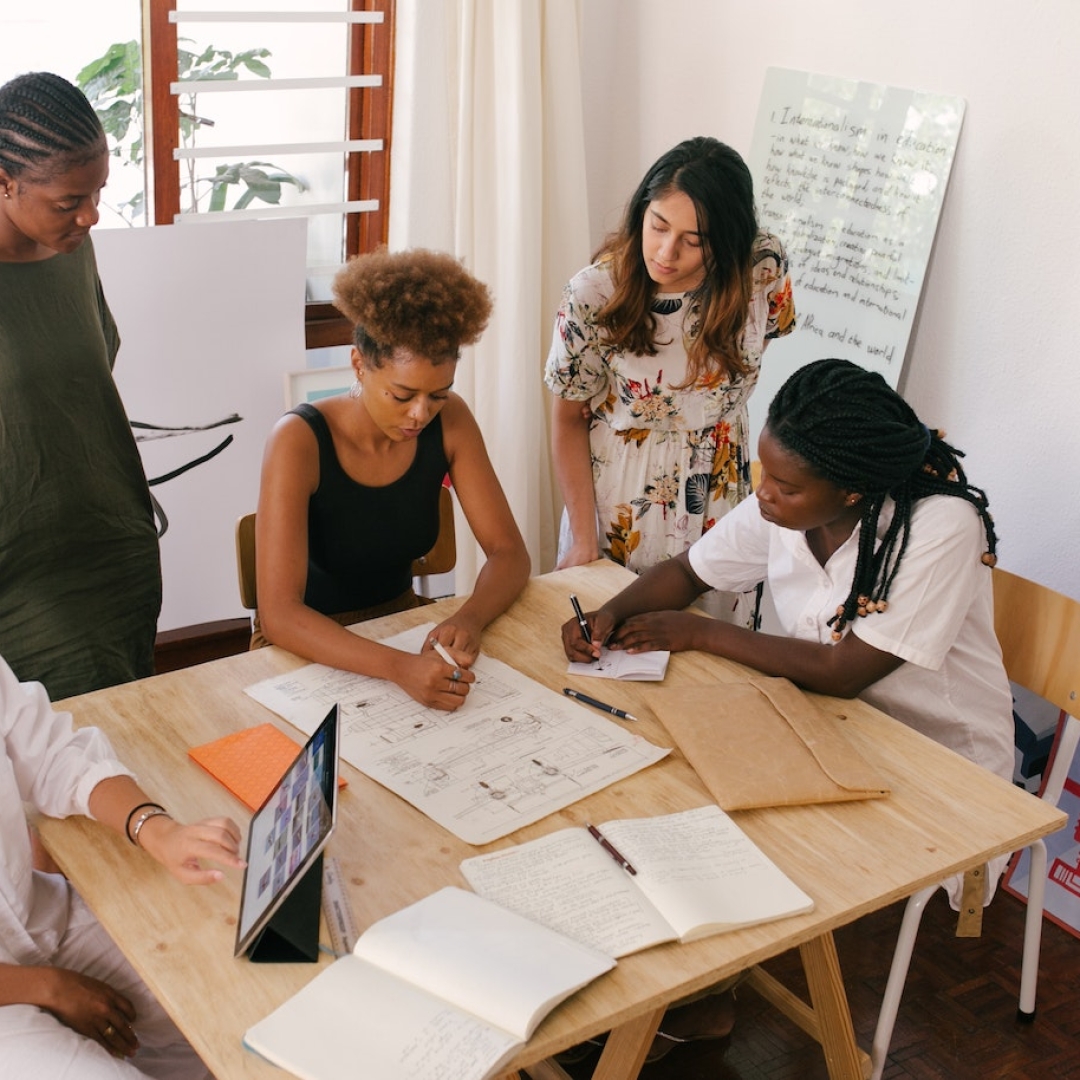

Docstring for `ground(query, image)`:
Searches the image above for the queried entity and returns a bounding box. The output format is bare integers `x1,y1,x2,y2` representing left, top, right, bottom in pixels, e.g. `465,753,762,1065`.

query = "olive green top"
0,237,161,700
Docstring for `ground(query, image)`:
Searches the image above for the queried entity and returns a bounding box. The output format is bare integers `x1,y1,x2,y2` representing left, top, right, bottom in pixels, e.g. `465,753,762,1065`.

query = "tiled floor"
565,885,1080,1080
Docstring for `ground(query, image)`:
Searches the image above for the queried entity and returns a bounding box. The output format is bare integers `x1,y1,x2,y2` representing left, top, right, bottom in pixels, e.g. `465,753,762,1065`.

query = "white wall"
579,0,1080,602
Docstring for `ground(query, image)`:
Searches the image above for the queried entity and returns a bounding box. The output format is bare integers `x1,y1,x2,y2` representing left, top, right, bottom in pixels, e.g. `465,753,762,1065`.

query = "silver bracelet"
130,806,171,847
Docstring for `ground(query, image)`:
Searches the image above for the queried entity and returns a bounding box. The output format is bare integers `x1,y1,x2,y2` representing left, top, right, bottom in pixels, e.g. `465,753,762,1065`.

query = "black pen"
563,687,638,722
587,823,637,875
569,593,598,663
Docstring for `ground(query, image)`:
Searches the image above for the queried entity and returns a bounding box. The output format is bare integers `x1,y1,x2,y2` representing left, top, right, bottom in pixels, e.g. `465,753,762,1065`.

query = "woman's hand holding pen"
560,606,617,662
426,616,482,667
561,606,704,659
391,648,476,711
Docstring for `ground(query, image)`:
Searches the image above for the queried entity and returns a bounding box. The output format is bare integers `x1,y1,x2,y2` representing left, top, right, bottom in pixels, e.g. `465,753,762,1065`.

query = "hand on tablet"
137,815,245,885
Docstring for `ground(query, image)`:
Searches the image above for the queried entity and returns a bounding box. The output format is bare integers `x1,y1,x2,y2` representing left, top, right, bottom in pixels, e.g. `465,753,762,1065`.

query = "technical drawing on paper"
244,624,669,844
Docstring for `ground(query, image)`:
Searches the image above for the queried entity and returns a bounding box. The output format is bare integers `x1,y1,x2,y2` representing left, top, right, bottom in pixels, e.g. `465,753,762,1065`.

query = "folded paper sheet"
649,676,889,810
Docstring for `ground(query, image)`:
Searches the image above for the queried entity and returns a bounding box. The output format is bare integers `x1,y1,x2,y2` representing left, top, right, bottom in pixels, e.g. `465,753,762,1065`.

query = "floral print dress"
545,230,795,574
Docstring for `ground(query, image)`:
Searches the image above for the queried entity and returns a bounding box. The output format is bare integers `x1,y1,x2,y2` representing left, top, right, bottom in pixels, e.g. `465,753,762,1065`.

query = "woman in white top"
0,655,243,1078
562,358,1014,788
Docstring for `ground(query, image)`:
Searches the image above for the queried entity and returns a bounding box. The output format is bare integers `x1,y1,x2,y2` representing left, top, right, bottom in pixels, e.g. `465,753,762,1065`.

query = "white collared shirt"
0,656,132,965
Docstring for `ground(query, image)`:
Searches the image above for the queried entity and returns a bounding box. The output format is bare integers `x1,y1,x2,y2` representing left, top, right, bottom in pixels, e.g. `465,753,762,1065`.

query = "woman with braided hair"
563,357,1015,792
0,72,161,700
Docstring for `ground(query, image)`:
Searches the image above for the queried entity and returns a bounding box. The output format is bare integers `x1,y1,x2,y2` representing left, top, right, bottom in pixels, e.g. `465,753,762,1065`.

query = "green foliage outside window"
77,39,306,222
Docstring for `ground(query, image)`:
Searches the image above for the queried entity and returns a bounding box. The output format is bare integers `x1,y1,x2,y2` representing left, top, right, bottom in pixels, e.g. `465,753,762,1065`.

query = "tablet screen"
234,706,339,957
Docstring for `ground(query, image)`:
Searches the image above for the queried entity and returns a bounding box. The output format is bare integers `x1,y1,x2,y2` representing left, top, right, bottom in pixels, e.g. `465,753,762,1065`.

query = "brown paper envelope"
649,675,889,810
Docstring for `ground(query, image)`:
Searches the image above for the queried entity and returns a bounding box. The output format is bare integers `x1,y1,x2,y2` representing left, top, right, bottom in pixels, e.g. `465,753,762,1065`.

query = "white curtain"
389,0,591,589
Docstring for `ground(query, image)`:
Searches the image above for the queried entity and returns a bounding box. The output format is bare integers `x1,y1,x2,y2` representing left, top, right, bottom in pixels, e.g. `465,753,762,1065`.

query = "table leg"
800,932,865,1080
592,1005,664,1079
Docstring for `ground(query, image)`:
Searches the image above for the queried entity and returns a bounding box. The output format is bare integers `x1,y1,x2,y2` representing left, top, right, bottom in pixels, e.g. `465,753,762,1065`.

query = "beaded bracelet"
131,806,171,848
126,803,168,842
125,802,164,844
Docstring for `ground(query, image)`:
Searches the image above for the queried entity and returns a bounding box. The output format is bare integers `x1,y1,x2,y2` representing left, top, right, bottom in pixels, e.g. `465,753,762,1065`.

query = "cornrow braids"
0,72,105,181
766,358,998,640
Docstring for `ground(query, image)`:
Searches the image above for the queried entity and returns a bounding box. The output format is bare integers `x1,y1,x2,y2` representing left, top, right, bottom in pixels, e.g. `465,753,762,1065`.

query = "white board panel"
746,67,964,440
94,218,308,631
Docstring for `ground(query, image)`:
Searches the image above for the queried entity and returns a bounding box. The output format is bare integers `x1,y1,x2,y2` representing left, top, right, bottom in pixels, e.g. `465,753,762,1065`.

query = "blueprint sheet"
244,625,670,844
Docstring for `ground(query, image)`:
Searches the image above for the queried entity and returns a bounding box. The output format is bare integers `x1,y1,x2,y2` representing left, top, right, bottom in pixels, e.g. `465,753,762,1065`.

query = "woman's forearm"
603,555,707,622
550,398,599,558
453,544,531,632
0,962,56,1009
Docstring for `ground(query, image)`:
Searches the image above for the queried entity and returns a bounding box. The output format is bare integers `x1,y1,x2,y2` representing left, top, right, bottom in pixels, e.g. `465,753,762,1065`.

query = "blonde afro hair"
332,247,492,366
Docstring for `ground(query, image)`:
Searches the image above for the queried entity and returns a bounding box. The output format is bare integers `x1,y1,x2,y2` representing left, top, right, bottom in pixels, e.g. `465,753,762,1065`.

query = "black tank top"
292,403,449,613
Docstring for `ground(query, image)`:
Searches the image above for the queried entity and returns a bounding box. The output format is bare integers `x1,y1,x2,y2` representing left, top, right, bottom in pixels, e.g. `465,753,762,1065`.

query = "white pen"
430,639,456,667
429,638,468,684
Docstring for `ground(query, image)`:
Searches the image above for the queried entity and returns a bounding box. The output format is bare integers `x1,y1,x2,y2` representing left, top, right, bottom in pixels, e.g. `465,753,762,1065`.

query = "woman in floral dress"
546,137,795,609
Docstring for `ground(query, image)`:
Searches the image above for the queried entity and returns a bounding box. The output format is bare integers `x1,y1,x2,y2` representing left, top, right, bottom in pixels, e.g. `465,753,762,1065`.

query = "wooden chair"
869,567,1080,1079
235,485,457,612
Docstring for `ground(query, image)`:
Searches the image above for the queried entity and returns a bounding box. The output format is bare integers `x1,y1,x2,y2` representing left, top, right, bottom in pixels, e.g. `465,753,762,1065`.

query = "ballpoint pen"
586,823,637,875
569,594,598,662
563,687,638,722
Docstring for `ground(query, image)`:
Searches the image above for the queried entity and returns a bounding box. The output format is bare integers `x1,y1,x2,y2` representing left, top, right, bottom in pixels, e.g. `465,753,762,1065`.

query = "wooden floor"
605,885,1080,1080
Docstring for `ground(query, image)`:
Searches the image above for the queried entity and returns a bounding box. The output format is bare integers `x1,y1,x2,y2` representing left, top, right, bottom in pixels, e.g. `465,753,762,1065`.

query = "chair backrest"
993,568,1080,718
236,512,258,611
234,485,456,611
412,485,457,577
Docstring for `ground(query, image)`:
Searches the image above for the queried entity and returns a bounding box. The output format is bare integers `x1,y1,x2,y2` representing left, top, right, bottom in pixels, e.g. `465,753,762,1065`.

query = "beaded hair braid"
765,358,998,640
0,72,104,180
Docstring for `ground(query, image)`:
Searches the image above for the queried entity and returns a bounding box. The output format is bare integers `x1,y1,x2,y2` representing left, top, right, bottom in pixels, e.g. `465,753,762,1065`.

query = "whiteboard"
746,67,964,440
94,219,308,632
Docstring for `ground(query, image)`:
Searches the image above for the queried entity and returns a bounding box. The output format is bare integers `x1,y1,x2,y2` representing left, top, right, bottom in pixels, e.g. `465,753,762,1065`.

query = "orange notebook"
189,723,346,811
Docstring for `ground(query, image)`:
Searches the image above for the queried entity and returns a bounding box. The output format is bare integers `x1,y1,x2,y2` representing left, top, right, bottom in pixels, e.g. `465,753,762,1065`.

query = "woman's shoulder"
752,229,788,260
907,492,987,548
267,402,328,453
563,257,615,300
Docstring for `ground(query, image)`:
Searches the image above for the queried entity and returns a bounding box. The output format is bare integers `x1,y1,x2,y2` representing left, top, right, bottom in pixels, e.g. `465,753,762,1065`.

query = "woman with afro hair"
256,248,529,710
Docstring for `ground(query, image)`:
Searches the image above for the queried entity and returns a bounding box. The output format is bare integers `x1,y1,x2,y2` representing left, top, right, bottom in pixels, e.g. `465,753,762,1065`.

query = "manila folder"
650,675,889,810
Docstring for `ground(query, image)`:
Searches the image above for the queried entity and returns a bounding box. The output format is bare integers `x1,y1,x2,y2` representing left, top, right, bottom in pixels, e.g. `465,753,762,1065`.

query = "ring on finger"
103,1024,116,1038
451,668,461,682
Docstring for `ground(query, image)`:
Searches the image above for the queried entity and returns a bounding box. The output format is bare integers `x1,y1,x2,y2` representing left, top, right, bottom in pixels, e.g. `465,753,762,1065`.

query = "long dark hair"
766,358,998,638
596,136,758,386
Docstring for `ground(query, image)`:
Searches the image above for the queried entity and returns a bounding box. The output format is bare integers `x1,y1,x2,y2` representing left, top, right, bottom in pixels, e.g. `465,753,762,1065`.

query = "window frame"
144,0,395,348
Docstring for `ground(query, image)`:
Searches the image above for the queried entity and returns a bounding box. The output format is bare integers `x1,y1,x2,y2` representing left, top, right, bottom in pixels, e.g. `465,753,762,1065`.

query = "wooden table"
40,562,1066,1080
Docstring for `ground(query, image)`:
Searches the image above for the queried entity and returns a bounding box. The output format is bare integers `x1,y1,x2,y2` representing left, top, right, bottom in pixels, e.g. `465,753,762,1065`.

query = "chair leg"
1018,838,1048,1020
870,884,937,1080
1017,713,1080,1019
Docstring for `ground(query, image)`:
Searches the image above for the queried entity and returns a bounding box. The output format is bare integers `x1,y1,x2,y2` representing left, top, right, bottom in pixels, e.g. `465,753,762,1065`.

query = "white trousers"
0,887,210,1080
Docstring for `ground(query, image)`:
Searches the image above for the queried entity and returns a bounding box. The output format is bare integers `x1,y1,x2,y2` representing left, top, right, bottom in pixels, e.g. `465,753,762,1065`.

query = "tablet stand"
247,854,323,963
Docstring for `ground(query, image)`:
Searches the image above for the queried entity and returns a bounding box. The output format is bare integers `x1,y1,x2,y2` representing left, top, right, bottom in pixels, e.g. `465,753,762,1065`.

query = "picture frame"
283,366,354,410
